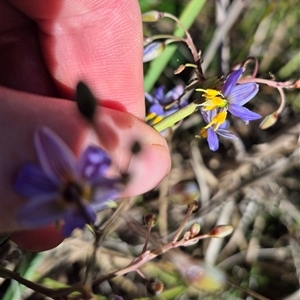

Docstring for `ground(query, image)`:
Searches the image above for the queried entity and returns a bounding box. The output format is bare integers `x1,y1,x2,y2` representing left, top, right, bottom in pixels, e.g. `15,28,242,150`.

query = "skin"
0,0,171,251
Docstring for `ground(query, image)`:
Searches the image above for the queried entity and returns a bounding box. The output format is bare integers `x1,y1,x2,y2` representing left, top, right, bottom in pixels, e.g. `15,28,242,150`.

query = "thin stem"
163,12,199,64
242,56,259,78
141,225,152,254
171,201,198,244
0,265,88,298
152,102,200,132
162,12,205,83
92,230,210,288
144,35,186,46
238,77,286,115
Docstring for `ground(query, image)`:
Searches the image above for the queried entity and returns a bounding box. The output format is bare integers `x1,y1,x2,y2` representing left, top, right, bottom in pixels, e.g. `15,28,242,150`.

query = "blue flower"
197,68,261,129
145,85,187,124
222,69,261,123
199,109,238,151
14,127,122,236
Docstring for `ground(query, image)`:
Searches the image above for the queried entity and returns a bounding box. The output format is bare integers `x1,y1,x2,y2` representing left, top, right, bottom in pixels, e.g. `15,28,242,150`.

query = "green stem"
152,102,199,132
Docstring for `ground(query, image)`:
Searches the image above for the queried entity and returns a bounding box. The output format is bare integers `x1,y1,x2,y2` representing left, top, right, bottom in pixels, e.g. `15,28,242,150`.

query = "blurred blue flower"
199,109,238,151
14,127,122,236
145,85,187,124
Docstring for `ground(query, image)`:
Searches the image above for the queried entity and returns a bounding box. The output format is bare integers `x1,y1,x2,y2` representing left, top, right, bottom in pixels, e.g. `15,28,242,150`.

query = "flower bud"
189,223,201,237
169,181,199,205
174,64,186,74
259,112,278,129
144,212,158,227
143,42,165,63
208,225,233,238
142,11,164,22
146,277,164,296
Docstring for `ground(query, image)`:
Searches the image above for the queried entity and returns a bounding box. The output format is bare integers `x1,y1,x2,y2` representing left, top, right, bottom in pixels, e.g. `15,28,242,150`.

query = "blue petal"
149,103,165,116
218,120,229,130
14,163,58,197
153,86,165,103
16,194,65,227
165,85,184,103
91,178,120,209
217,129,238,140
228,104,261,121
201,109,217,124
207,129,219,151
143,42,165,63
227,83,259,106
222,69,243,97
77,146,111,183
145,93,157,104
35,127,76,182
61,206,96,237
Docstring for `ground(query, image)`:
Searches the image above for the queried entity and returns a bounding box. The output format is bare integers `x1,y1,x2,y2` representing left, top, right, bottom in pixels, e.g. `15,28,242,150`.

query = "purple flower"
145,85,187,124
222,69,261,123
14,127,122,236
197,68,261,129
199,109,238,151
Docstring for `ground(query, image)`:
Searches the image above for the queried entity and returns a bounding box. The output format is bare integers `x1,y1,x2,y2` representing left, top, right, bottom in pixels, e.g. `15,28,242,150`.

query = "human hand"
0,0,171,251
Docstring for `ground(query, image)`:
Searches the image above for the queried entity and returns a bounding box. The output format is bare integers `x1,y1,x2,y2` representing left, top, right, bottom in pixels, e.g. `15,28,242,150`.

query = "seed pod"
259,112,278,129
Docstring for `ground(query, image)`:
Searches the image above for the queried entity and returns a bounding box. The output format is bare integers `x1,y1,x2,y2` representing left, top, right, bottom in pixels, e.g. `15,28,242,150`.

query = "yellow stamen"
196,88,223,98
200,97,227,111
152,115,163,124
204,111,227,131
199,127,208,138
197,88,227,111
146,112,157,122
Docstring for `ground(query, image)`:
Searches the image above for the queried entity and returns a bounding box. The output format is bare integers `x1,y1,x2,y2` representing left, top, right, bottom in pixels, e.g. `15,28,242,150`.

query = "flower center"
58,180,92,208
197,88,228,111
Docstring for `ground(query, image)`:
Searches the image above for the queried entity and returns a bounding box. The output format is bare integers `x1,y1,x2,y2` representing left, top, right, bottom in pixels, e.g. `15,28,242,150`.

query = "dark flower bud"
146,277,164,296
144,212,158,227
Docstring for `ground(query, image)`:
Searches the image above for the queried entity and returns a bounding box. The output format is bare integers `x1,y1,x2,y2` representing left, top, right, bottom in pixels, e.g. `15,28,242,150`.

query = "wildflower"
145,85,186,125
197,68,261,129
198,109,238,151
14,127,122,236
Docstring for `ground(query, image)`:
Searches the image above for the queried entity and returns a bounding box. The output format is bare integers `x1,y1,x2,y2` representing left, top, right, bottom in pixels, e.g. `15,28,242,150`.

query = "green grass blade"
144,0,207,92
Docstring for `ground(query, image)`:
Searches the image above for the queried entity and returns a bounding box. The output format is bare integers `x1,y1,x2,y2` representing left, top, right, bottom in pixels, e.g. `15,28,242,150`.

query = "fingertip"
85,107,171,196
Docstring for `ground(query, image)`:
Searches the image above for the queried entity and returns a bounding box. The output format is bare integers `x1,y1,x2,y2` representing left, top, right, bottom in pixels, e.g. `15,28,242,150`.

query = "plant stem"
152,102,199,132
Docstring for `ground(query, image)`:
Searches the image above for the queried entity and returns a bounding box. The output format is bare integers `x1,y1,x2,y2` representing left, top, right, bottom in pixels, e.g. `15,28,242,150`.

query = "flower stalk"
152,102,200,132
